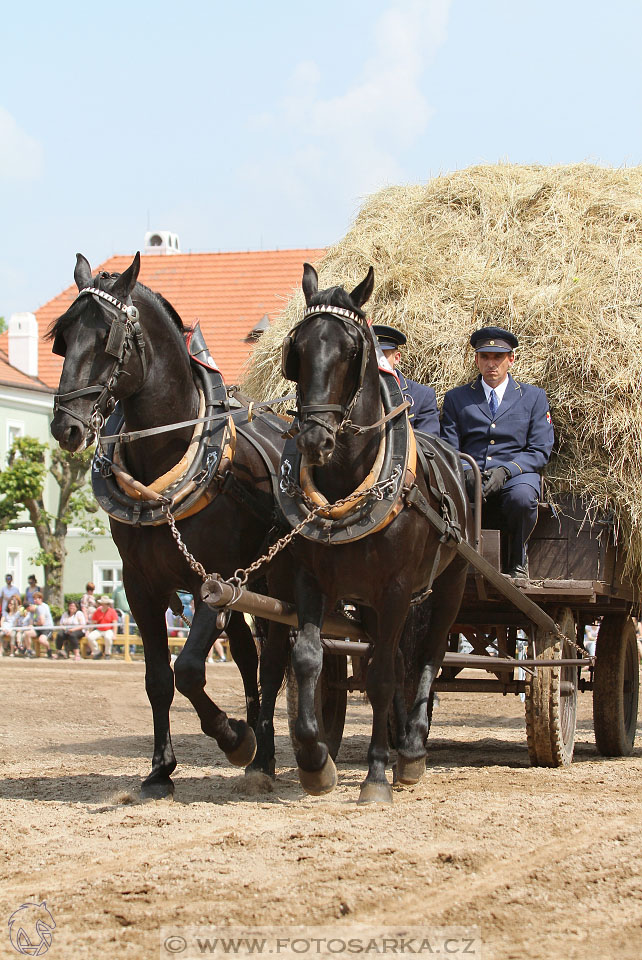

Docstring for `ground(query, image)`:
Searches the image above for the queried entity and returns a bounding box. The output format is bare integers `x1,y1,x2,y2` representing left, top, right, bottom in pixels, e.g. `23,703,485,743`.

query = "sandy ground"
0,657,641,960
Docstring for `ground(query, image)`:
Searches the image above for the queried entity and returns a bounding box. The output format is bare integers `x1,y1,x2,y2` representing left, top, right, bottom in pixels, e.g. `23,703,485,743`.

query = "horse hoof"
298,755,337,796
358,780,393,804
396,754,427,786
226,726,257,767
141,777,175,800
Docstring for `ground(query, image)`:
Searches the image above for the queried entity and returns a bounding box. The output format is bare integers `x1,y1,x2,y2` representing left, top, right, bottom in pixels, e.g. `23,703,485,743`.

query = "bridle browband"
53,284,148,443
285,304,372,438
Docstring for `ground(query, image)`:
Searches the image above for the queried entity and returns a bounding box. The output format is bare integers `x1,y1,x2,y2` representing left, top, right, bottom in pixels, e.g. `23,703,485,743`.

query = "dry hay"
243,163,642,583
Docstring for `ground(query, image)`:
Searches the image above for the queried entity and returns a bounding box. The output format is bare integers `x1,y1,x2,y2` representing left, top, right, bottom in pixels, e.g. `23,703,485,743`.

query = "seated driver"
440,326,554,578
372,325,439,435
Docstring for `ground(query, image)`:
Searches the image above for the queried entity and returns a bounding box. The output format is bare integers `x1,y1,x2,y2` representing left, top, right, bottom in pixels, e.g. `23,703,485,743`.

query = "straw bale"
243,163,642,582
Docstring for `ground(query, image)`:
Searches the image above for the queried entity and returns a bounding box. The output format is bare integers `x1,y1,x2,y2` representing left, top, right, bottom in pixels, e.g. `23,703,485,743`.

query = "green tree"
0,437,105,608
0,317,6,334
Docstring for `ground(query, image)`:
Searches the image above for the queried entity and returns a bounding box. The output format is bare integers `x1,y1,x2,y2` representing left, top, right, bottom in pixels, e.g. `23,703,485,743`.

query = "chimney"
143,230,181,255
8,313,39,377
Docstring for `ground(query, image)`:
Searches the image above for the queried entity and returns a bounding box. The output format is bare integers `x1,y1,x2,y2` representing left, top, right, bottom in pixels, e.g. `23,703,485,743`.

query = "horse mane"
45,277,187,343
308,284,367,320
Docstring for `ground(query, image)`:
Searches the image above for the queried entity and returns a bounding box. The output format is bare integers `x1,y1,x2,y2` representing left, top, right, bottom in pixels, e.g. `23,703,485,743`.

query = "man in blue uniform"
440,326,554,578
372,325,439,435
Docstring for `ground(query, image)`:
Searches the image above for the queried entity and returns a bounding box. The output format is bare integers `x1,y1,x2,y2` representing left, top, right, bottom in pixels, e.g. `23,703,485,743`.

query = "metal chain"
164,507,208,580
164,470,405,588
554,628,593,660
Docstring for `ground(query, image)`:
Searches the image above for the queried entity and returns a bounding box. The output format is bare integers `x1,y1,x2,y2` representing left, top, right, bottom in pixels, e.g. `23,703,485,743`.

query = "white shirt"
481,375,509,408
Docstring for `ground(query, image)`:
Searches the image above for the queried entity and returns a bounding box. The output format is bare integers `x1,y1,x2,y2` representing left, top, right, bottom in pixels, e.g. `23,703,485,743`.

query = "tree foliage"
0,437,104,606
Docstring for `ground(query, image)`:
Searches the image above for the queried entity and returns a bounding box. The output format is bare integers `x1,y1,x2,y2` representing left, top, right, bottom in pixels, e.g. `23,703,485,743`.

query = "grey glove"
464,470,476,501
481,466,510,499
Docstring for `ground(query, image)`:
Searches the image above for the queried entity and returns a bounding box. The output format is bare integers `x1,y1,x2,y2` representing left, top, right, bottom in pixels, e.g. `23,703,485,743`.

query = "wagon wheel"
286,653,348,761
593,616,639,756
524,606,578,767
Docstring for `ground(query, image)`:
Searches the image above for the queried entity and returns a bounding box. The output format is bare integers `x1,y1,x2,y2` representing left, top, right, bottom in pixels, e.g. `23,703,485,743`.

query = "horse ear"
74,253,92,291
350,266,375,309
302,262,318,306
112,252,141,299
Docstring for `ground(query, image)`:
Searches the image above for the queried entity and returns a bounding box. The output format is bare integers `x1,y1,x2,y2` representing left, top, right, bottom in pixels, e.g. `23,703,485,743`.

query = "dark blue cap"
470,326,518,352
373,325,406,350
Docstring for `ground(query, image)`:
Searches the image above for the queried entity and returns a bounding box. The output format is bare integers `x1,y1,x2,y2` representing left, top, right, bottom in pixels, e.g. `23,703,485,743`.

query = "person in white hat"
86,595,118,659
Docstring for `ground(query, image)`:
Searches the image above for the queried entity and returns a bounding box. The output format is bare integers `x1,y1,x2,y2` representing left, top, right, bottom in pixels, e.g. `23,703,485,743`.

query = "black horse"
48,252,285,799
252,264,471,803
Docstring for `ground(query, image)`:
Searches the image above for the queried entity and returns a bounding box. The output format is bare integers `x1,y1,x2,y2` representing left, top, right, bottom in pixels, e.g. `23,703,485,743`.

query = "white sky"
2,0,641,317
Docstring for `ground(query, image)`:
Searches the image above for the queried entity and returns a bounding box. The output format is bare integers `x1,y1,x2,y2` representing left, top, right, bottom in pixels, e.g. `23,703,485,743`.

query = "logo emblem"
8,902,56,956
489,340,495,345
546,411,551,423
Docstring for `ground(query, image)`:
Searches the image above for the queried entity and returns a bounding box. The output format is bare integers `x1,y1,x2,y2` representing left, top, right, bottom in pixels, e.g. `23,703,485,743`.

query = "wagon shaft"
201,577,369,642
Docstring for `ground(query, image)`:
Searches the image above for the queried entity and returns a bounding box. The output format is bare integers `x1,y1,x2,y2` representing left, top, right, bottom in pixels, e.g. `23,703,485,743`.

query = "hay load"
244,163,642,581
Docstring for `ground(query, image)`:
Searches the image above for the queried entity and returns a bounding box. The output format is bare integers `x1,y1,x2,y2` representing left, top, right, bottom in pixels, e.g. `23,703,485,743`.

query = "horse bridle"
53,285,148,440
282,304,372,438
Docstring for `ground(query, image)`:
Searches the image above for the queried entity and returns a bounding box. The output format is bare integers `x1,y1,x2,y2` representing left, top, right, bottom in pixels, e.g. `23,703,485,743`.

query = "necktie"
489,389,498,418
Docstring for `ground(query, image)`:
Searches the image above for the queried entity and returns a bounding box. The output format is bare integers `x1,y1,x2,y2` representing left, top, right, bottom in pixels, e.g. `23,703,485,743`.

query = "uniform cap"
372,325,407,350
470,326,518,352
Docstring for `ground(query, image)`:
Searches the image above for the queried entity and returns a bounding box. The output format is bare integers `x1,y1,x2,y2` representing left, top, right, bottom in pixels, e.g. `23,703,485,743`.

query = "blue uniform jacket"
397,371,440,435
440,374,554,492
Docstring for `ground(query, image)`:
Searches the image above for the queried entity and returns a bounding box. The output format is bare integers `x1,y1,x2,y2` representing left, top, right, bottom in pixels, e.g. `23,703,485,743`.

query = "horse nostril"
52,423,84,453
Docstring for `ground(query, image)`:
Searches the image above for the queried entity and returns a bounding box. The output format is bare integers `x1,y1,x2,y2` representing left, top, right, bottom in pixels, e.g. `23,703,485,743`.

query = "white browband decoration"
78,286,139,320
302,305,366,326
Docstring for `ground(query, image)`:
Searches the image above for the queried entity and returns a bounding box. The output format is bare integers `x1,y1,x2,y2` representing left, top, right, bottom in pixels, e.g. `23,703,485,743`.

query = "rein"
99,393,296,445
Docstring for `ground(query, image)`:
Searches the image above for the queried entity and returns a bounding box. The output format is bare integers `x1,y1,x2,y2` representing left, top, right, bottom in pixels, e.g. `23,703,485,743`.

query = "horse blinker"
281,334,298,382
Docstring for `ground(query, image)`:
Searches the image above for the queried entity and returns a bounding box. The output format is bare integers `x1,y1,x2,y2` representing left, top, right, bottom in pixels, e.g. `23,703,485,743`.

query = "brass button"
491,423,496,429
490,439,495,445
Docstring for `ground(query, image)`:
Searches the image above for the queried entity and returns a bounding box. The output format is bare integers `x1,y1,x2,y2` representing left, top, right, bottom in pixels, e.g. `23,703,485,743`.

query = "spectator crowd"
0,576,231,663
0,576,127,660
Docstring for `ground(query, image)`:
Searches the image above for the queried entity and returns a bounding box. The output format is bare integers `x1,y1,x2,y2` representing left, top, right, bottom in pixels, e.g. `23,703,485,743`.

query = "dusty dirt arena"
0,658,641,960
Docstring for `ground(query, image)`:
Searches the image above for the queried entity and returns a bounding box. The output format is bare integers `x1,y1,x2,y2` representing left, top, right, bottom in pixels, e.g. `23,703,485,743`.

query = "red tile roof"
2,248,325,390
0,349,52,392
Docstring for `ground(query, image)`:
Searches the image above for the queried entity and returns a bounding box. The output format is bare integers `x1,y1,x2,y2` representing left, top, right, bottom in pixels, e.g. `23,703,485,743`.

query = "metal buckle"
93,453,113,478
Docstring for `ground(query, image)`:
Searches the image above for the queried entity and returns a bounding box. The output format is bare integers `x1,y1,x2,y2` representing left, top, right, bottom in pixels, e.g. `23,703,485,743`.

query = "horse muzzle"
296,422,336,466
50,415,88,454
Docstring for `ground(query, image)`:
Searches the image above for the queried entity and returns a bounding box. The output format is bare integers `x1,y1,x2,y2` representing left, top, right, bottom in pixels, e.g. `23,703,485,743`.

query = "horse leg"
224,612,260,729
291,571,336,795
397,558,468,785
359,604,407,805
125,583,177,799
390,645,409,746
246,621,291,780
174,603,256,767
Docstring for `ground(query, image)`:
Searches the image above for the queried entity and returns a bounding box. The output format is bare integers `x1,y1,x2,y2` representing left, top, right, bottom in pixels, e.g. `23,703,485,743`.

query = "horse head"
283,262,375,466
48,252,144,452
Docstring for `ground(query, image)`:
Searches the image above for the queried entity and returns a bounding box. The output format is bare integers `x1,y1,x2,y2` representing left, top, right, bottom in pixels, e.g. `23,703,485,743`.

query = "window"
6,421,24,457
6,550,21,589
93,563,123,596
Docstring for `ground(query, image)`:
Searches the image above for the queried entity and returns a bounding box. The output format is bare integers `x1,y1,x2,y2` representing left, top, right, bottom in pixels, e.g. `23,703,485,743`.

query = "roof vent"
247,313,270,341
143,231,181,255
